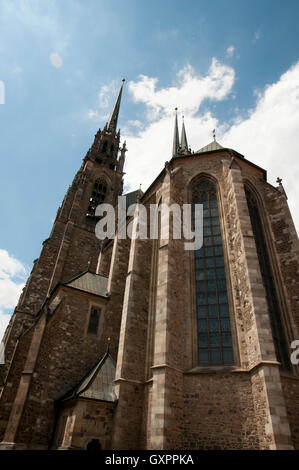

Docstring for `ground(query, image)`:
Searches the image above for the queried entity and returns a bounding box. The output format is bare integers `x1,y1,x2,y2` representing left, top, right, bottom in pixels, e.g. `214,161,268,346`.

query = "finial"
122,78,125,83
137,184,142,201
106,337,111,353
87,260,91,271
213,129,216,141
276,177,282,185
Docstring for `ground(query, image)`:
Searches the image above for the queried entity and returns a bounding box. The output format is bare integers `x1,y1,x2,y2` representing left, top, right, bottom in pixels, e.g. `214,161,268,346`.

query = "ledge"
185,365,238,375
280,370,299,381
151,364,183,374
114,377,143,385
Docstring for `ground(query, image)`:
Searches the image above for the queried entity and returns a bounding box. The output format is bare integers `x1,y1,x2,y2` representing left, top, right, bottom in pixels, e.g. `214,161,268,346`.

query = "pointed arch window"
245,188,290,370
87,307,101,335
86,179,107,223
102,141,108,152
193,178,234,366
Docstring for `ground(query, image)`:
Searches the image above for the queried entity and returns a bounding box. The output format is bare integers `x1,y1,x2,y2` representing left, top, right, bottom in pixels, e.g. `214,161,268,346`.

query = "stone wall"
281,375,299,449
1,148,298,450
13,288,109,447
55,398,115,450
182,372,259,449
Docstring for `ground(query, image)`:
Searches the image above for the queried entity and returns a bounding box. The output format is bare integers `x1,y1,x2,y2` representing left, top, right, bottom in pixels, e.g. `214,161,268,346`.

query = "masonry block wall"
0,143,298,450
112,151,298,449
55,399,116,450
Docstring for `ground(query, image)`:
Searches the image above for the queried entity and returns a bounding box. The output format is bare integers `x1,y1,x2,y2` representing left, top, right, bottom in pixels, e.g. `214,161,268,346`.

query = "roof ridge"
196,140,224,154
62,269,89,286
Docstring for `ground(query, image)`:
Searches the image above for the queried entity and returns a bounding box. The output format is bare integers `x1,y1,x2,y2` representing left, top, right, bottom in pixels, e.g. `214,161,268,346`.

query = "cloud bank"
0,250,27,341
128,59,235,120
118,58,299,233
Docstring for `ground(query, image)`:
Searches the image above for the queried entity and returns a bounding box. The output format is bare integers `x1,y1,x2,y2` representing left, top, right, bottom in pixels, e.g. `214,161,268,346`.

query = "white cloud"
122,120,145,136
0,249,27,279
50,52,63,68
0,79,5,104
87,108,109,123
128,119,144,129
98,82,117,108
254,31,261,42
226,45,235,58
121,58,234,189
87,81,119,123
0,250,28,341
120,59,299,234
221,61,299,232
87,109,100,121
128,59,235,121
1,1,69,45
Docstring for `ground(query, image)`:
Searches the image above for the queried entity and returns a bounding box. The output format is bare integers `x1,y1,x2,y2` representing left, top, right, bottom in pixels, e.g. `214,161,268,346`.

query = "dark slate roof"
196,140,224,153
64,271,109,297
60,351,117,403
124,189,143,208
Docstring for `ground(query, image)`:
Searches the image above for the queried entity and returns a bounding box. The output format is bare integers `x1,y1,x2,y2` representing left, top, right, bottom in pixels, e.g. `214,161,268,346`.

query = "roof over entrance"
60,351,117,403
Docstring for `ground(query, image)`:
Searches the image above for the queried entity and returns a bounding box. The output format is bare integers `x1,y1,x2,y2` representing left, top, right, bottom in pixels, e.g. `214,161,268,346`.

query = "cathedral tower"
0,81,127,448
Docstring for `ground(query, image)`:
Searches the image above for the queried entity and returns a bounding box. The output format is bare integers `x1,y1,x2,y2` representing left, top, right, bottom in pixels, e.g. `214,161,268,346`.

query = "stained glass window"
86,180,107,223
245,189,290,370
193,179,234,366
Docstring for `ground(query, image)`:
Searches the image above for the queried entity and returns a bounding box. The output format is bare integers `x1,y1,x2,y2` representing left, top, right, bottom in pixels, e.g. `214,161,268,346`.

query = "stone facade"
0,89,298,450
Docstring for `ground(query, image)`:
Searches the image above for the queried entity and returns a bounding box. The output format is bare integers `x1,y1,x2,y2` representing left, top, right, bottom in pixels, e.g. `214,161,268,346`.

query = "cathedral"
0,80,298,450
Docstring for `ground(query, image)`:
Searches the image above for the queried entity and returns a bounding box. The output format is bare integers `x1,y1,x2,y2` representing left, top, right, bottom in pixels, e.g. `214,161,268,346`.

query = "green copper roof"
124,189,143,208
196,140,224,154
65,271,109,297
60,352,117,403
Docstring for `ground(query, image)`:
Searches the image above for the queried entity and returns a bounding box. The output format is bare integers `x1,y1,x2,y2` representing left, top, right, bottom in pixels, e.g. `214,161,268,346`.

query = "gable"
60,353,117,403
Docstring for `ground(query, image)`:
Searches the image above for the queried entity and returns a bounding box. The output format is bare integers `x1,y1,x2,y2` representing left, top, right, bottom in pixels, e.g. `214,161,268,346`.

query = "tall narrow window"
193,179,234,366
102,140,108,152
87,308,100,335
86,179,107,222
245,189,290,370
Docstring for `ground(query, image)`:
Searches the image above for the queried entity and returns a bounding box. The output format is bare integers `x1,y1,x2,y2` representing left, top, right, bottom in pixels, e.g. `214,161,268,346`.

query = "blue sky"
0,0,299,336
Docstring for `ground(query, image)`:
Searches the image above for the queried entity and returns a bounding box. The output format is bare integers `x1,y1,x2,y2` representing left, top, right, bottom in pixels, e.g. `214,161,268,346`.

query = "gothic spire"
180,115,188,153
106,79,125,133
172,107,179,157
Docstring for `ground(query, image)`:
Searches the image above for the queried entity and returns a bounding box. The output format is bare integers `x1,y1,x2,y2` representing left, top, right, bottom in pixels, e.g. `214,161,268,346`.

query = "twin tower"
0,81,298,450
